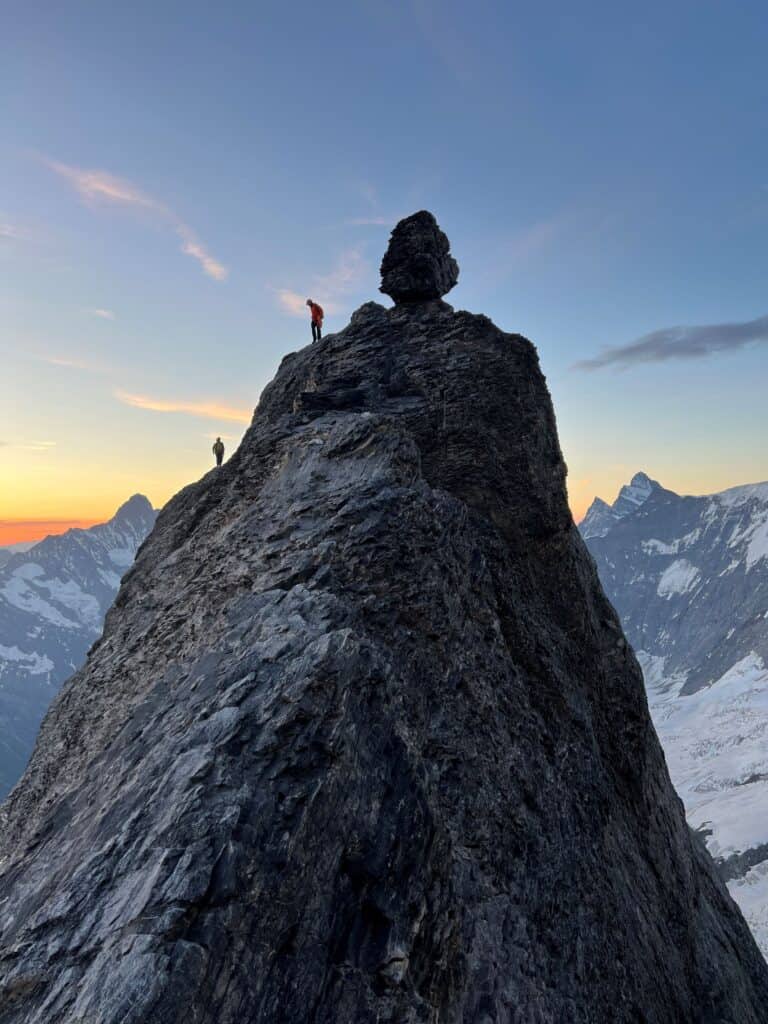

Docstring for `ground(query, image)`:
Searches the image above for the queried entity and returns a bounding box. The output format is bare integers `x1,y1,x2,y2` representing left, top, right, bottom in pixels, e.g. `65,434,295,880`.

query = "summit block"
379,210,459,303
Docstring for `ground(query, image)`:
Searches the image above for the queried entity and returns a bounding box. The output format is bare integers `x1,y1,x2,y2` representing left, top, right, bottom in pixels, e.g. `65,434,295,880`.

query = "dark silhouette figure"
306,298,324,342
213,437,225,467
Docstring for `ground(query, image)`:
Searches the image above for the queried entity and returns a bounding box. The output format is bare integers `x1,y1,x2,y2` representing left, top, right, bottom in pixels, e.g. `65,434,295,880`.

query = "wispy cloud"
275,246,368,319
84,307,115,320
40,355,105,372
176,225,227,282
313,247,367,296
2,440,57,453
347,181,398,228
277,289,312,317
575,313,768,371
48,160,228,281
116,390,251,423
0,223,26,241
346,216,391,227
505,218,561,265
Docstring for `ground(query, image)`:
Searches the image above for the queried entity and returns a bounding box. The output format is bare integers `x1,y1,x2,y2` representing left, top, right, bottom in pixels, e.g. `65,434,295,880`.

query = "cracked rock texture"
380,210,458,302
1,215,768,1023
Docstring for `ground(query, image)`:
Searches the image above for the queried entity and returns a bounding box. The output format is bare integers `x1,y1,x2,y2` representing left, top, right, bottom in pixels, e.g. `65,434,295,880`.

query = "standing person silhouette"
212,437,225,467
306,299,324,342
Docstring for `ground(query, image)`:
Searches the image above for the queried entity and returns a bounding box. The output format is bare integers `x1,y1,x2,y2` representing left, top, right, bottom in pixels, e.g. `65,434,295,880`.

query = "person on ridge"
306,298,324,342
212,437,225,467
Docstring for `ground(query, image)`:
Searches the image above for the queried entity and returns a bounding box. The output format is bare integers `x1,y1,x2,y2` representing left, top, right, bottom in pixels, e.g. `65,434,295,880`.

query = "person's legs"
312,322,320,342
216,454,223,467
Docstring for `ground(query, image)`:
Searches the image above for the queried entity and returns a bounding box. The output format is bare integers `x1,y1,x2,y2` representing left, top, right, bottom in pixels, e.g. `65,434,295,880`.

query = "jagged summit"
112,492,155,521
580,470,662,538
379,210,459,303
1,227,767,1023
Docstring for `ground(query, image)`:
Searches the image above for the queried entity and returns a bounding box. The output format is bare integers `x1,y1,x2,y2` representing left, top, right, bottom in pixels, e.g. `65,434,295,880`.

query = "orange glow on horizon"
0,519,103,547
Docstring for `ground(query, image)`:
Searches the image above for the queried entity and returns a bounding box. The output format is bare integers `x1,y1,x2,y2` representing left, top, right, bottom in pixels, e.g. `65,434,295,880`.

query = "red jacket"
309,302,324,325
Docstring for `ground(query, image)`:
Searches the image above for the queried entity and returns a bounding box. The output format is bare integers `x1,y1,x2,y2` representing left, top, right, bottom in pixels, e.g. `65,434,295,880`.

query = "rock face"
379,210,458,302
1,216,767,1024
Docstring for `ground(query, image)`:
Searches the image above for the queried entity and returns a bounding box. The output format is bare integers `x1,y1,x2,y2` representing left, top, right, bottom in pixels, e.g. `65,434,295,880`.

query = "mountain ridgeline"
582,472,768,958
1,214,767,1023
0,495,156,799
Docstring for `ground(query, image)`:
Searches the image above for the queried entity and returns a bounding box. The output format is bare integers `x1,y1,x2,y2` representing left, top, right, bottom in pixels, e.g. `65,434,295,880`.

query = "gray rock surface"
380,210,458,302
1,219,767,1023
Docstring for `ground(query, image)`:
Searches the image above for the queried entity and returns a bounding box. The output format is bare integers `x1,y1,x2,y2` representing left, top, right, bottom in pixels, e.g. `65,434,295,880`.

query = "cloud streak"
49,160,228,281
575,313,768,371
40,355,110,373
0,223,26,241
276,247,367,319
346,216,391,226
277,289,312,317
2,441,57,453
116,390,251,424
84,308,116,320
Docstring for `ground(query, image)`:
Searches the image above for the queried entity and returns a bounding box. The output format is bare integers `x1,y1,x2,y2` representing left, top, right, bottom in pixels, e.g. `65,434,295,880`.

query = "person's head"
306,298,312,307
216,437,221,442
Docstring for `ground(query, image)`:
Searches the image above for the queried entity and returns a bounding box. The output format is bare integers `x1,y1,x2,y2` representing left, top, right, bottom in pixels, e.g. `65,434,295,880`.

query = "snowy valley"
0,495,156,798
582,473,768,955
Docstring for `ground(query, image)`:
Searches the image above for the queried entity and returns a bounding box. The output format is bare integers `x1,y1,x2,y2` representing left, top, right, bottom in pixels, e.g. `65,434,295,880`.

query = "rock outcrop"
1,214,767,1023
380,210,458,302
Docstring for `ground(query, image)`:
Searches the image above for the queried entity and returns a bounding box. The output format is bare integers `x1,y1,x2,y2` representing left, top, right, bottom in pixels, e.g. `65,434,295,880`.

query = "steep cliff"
1,213,767,1024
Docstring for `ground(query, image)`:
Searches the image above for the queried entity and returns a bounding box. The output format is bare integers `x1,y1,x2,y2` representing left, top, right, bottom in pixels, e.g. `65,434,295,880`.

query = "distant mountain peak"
582,474,768,957
112,493,155,523
0,494,157,798
580,471,661,539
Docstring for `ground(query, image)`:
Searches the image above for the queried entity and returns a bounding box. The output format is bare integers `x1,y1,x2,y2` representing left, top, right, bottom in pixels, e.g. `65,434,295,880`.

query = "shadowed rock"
0,217,767,1023
379,210,459,303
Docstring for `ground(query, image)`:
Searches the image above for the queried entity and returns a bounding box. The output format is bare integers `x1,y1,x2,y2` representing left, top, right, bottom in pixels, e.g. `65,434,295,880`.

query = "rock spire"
379,209,459,303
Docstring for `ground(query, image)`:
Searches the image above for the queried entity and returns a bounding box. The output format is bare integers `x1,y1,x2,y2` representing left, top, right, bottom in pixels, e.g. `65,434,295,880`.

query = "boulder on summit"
379,209,459,303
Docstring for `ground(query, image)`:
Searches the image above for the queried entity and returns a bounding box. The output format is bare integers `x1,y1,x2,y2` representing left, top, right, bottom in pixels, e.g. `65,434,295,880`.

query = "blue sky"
3,0,768,533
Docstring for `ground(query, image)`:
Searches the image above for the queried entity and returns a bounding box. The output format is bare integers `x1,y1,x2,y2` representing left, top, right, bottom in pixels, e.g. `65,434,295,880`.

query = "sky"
3,0,768,543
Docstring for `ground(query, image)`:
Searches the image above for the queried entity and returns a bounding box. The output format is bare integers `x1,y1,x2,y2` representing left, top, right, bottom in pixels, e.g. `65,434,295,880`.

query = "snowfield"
583,472,768,959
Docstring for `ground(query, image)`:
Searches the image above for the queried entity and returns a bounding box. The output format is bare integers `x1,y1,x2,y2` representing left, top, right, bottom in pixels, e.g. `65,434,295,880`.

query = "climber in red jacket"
306,299,324,342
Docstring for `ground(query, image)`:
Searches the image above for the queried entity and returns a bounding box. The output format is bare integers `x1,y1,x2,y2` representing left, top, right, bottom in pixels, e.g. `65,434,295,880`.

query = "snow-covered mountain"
582,474,768,955
580,471,660,539
0,495,156,799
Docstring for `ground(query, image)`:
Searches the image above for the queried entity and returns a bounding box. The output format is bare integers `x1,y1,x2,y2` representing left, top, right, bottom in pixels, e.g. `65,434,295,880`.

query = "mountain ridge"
582,471,768,956
0,494,156,798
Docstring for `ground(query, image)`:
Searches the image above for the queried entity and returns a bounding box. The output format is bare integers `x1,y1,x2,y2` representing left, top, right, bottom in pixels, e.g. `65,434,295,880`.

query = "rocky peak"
379,210,459,303
0,219,767,1023
113,493,155,525
580,470,661,539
